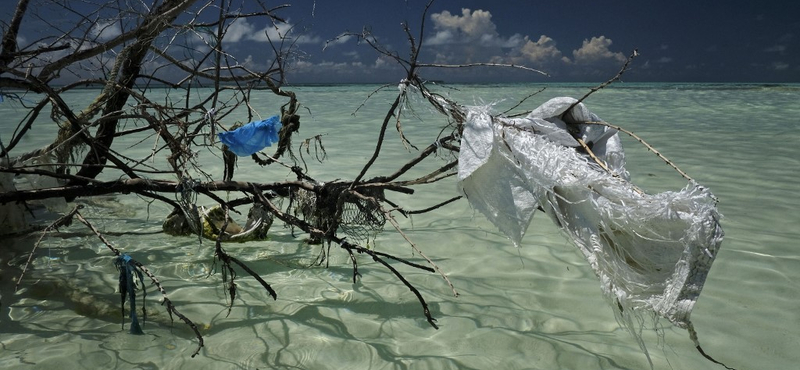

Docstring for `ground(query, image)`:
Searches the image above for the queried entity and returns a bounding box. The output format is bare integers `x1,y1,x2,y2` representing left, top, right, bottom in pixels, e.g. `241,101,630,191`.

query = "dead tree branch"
75,210,204,356
562,49,640,117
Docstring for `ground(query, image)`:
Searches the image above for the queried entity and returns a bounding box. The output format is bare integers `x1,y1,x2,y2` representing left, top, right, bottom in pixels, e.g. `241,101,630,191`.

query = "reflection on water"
1,84,799,369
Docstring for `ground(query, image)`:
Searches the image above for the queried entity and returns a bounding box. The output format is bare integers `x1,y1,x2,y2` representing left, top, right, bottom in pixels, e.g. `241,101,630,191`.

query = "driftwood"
0,0,471,356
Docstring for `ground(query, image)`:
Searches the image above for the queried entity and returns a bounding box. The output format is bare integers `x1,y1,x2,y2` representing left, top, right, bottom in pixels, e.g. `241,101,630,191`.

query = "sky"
5,0,800,84
242,0,800,83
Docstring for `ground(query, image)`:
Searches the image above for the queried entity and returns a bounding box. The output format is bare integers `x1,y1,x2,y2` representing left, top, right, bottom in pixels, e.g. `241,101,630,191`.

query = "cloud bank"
425,8,627,71
214,7,632,82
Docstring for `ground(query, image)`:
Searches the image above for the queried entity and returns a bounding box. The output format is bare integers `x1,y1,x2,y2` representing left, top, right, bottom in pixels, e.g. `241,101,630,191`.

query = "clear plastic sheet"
458,97,724,362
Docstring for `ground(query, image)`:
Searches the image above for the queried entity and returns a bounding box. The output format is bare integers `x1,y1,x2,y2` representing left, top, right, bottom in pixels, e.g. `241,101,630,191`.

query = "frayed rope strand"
114,253,146,335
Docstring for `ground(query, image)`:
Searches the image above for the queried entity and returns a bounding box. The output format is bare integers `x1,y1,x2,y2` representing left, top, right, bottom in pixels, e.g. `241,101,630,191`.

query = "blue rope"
115,254,146,335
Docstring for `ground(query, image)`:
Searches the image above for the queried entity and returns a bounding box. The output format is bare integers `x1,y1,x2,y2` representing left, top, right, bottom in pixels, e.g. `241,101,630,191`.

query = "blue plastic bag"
218,115,282,156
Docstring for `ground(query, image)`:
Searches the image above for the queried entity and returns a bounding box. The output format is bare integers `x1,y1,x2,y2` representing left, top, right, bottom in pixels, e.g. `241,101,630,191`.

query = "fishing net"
292,187,386,246
457,97,724,364
338,195,387,246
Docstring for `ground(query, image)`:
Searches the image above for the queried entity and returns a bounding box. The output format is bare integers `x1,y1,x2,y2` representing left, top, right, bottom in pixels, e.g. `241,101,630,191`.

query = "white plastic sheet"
457,97,724,360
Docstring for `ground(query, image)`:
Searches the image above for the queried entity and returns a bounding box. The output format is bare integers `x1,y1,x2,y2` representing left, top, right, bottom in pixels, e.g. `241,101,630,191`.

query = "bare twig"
15,204,84,291
381,204,459,298
503,86,548,117
212,205,277,317
562,49,639,118
582,120,693,182
341,240,439,329
417,62,549,77
406,195,462,215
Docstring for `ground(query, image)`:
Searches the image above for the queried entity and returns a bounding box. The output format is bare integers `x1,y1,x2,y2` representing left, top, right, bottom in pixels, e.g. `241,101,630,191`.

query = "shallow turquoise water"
1,83,799,369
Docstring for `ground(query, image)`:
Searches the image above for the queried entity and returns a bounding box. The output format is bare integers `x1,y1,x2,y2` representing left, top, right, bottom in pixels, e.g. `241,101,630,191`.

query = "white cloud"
499,33,525,49
294,34,321,44
242,54,254,67
431,8,496,39
261,22,293,42
286,58,387,82
16,34,27,48
764,45,786,53
222,19,255,43
420,9,628,78
431,51,451,64
294,34,322,44
90,20,122,41
342,50,360,60
426,8,520,48
772,62,789,70
763,33,792,54
223,18,320,45
302,60,366,73
572,36,626,64
373,56,391,69
290,60,314,72
426,29,455,45
519,35,565,63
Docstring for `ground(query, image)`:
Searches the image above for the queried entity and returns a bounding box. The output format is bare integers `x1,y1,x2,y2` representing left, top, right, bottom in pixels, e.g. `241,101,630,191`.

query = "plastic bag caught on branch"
457,97,724,362
218,115,282,156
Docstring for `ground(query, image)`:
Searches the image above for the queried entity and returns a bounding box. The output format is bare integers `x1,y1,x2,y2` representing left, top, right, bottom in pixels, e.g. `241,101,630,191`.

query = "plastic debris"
218,115,282,156
114,253,146,335
457,97,724,364
162,204,273,242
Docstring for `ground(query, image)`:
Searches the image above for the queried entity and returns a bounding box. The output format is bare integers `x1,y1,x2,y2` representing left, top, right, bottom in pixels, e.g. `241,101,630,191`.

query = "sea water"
0,83,798,369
